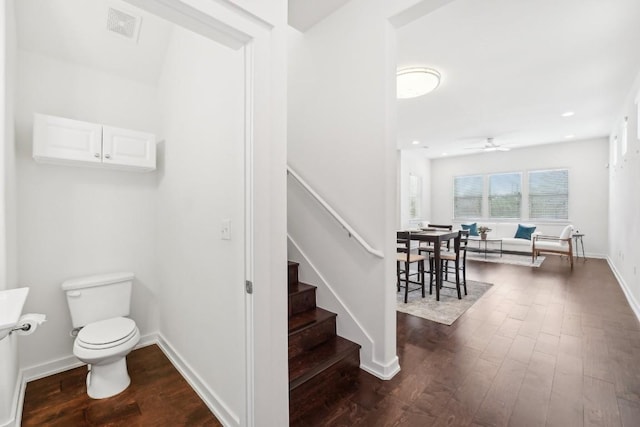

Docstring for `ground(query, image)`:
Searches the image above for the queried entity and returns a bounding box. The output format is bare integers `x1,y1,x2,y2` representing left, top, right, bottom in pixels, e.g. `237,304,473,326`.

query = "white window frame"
528,169,569,221
488,172,522,219
408,174,423,220
453,174,484,219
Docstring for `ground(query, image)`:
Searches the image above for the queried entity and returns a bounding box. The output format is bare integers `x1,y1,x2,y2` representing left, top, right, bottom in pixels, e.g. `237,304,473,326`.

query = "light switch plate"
221,219,231,240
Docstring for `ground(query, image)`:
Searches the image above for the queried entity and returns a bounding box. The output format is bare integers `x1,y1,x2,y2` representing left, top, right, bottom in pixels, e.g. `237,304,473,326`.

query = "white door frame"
124,1,286,426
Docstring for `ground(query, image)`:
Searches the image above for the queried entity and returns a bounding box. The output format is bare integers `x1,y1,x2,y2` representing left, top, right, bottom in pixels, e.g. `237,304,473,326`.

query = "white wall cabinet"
33,114,156,171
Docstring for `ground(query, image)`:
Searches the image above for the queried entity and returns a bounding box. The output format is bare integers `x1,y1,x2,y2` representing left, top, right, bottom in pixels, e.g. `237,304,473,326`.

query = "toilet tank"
61,272,134,328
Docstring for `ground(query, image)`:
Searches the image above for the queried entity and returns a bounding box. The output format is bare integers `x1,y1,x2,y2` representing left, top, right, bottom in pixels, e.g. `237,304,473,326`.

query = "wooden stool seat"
396,253,427,263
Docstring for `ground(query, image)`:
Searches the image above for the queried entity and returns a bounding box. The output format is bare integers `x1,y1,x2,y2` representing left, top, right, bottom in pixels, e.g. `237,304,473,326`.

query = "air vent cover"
106,7,141,42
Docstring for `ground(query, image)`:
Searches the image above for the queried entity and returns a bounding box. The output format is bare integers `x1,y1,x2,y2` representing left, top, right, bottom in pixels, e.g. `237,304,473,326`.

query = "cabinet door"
102,125,156,171
33,114,103,164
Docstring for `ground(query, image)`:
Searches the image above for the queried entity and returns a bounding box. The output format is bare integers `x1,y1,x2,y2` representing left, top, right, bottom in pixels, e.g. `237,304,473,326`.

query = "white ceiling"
288,0,351,32
397,0,640,158
15,0,640,159
15,0,174,85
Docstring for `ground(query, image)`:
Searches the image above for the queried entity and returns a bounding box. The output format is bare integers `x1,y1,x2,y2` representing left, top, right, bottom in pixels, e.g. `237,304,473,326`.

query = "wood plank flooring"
21,344,221,426
293,256,640,426
20,257,640,426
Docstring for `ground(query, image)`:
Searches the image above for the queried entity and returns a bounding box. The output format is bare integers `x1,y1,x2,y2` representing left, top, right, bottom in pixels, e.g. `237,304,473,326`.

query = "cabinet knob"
94,153,100,158
105,154,111,159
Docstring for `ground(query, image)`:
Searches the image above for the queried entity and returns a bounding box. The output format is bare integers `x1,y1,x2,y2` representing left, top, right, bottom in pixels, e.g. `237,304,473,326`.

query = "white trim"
607,257,640,322
124,0,251,49
156,334,239,427
288,234,399,381
287,166,384,259
12,333,239,427
361,356,400,380
0,370,24,427
122,3,260,424
20,331,157,382
10,332,157,427
243,41,255,427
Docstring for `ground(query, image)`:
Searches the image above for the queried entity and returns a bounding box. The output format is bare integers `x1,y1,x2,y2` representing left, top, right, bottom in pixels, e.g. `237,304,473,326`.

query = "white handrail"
287,166,384,259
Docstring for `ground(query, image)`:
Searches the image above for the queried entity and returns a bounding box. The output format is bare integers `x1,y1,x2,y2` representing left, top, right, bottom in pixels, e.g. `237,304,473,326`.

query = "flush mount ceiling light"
397,67,441,99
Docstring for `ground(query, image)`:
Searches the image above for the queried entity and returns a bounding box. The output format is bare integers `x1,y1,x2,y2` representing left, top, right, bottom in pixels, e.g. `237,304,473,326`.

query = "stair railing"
287,165,384,259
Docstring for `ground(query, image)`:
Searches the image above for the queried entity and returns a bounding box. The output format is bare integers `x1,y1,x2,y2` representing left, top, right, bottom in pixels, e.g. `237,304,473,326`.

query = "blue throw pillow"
461,222,479,236
514,224,536,240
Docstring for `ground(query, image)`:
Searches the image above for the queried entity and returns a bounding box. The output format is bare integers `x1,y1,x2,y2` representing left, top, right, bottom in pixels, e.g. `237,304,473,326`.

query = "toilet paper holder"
10,323,32,334
7,313,47,338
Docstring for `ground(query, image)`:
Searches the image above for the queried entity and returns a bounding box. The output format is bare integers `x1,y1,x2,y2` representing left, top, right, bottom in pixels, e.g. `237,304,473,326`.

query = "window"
454,175,483,218
408,175,422,219
528,169,568,220
489,173,521,218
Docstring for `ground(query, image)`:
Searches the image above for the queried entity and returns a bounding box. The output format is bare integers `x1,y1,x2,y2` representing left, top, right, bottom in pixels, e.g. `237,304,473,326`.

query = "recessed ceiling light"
561,111,575,117
442,152,448,156
565,134,575,139
397,67,441,99
412,140,420,145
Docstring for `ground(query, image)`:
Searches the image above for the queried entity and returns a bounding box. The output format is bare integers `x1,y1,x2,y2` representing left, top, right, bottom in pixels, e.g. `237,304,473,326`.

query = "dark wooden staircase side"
287,261,361,425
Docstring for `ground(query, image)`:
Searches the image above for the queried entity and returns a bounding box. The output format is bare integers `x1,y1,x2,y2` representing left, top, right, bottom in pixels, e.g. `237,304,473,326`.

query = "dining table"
398,229,459,301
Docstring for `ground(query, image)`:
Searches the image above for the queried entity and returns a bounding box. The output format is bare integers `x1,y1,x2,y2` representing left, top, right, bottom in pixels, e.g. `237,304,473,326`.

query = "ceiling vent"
106,7,142,42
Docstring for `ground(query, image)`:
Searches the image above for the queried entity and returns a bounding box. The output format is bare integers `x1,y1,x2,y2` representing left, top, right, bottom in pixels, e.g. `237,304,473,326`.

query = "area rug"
467,252,545,267
396,280,493,325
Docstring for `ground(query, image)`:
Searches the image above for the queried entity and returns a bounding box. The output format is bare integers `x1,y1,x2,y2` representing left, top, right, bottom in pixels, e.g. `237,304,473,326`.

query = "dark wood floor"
22,344,221,426
293,256,640,426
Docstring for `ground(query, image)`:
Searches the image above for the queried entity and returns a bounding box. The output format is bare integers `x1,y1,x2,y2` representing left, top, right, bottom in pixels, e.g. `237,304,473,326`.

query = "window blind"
489,173,521,218
528,169,568,219
454,175,483,218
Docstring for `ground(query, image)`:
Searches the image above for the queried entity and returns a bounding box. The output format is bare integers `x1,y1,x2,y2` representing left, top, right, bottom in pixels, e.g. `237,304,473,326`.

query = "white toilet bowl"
73,316,140,399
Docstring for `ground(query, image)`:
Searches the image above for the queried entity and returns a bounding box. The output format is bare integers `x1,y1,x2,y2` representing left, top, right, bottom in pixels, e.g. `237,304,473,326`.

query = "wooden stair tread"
288,336,361,391
288,307,336,334
289,281,315,295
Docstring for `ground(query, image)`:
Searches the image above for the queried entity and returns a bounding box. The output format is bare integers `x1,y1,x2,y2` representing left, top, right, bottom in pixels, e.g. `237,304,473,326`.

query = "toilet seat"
77,317,137,350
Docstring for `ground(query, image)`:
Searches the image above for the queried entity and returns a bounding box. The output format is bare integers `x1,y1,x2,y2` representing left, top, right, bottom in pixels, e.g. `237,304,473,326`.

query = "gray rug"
396,280,493,325
467,252,545,267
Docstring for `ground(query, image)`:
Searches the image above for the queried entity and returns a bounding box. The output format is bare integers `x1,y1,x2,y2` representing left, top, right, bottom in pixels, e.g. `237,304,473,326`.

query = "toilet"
61,272,140,399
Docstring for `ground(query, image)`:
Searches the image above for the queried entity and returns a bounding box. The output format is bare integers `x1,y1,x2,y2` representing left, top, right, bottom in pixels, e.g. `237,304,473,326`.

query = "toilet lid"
77,317,136,345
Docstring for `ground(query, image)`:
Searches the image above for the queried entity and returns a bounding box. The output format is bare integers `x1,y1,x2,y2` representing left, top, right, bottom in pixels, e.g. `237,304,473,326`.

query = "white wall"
287,0,400,378
608,71,640,319
0,1,19,425
155,26,246,425
430,138,610,256
15,50,160,369
399,150,431,228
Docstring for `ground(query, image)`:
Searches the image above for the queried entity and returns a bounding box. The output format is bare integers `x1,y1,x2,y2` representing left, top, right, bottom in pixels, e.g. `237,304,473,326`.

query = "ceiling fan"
464,137,510,152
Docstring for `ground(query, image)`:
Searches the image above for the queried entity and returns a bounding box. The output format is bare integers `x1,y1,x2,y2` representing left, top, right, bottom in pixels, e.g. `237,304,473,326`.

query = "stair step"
288,308,337,359
288,307,336,334
288,261,299,292
288,335,361,391
288,282,316,317
289,348,360,425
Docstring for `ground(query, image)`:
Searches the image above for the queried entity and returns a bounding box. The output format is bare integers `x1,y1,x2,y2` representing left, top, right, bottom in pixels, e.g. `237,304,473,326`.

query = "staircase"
287,261,362,424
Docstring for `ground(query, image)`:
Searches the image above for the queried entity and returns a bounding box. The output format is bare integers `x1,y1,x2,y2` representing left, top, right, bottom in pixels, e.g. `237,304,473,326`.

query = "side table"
572,233,586,260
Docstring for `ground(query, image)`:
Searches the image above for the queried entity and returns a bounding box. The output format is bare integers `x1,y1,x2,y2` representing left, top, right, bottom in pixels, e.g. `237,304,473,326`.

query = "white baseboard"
607,257,640,322
21,332,158,382
288,235,401,382
0,370,24,427
11,331,240,427
155,334,239,427
361,355,401,380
